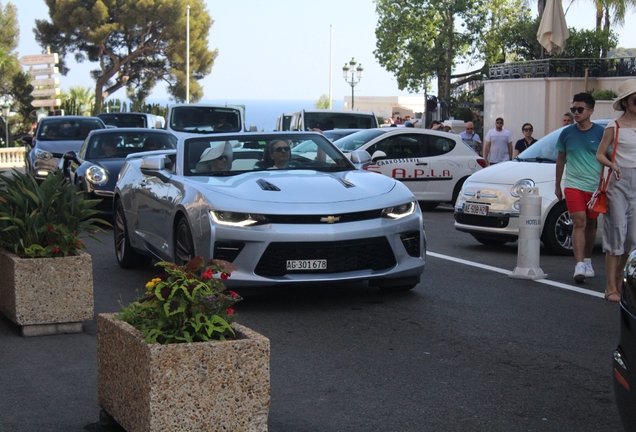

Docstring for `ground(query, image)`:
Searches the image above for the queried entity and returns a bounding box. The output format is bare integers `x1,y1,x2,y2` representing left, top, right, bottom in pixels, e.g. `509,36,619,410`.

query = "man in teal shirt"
555,92,605,283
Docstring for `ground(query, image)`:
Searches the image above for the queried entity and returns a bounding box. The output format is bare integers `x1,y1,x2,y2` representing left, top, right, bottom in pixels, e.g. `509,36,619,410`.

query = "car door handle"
416,162,428,166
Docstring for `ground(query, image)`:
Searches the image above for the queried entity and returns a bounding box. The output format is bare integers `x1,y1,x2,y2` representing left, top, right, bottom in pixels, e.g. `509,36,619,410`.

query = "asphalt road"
0,204,623,431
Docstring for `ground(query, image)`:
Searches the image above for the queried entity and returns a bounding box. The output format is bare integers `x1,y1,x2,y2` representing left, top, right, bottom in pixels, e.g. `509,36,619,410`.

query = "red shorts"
564,188,599,219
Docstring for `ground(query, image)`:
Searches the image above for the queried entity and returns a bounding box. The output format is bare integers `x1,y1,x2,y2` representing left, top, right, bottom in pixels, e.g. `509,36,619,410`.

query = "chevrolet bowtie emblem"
320,215,340,223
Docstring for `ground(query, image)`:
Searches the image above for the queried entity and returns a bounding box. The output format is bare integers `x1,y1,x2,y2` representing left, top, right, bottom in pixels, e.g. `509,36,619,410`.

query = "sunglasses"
523,128,533,132
496,121,503,124
213,155,228,161
274,146,290,153
570,106,589,114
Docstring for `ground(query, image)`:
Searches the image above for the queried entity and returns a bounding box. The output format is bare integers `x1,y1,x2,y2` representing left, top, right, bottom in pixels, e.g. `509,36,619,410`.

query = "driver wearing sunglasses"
266,139,291,169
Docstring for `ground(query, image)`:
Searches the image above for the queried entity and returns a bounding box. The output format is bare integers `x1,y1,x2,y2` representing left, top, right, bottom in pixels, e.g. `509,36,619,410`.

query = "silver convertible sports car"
114,132,426,290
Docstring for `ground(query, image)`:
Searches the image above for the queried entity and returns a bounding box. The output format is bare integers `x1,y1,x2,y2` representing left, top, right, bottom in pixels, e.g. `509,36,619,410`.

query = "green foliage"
314,94,332,109
554,28,618,59
0,170,109,257
117,256,242,344
609,47,636,58
35,0,217,107
591,89,618,100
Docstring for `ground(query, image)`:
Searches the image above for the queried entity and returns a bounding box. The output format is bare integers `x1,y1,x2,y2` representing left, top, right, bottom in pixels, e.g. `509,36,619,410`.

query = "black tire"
114,199,151,269
541,201,574,256
471,234,508,247
419,202,439,211
452,177,468,207
174,217,195,265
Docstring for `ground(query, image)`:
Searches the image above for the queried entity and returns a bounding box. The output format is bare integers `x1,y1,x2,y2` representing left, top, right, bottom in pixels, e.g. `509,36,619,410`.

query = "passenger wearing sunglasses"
513,123,538,158
459,121,482,155
196,141,233,173
483,117,513,165
555,92,605,283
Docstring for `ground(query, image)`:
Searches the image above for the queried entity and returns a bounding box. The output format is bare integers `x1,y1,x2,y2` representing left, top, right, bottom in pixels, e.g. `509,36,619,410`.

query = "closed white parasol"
537,0,570,55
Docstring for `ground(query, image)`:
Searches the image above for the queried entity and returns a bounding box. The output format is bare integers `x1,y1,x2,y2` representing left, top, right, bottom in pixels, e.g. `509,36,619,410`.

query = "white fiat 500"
336,128,487,209
454,120,609,255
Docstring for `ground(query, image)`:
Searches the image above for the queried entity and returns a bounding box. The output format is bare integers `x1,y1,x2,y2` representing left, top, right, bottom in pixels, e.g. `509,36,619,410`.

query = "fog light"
513,200,520,211
36,170,49,177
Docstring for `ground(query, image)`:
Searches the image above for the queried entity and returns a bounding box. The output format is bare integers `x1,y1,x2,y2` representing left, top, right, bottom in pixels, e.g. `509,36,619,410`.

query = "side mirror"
371,150,387,161
63,151,79,164
21,135,33,146
349,150,372,164
140,156,165,171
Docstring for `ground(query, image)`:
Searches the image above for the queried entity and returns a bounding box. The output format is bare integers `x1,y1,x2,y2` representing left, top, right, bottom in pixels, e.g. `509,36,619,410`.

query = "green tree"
34,0,217,110
314,94,332,109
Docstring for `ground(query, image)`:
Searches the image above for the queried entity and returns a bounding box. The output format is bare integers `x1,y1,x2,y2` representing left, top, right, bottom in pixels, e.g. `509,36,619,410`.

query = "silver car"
114,132,426,290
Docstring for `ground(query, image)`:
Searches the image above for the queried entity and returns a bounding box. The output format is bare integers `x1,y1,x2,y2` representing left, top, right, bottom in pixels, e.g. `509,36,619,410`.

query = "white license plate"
464,203,489,216
286,259,327,270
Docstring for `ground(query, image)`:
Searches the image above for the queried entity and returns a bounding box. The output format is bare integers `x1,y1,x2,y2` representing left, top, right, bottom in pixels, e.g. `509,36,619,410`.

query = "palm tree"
67,86,95,116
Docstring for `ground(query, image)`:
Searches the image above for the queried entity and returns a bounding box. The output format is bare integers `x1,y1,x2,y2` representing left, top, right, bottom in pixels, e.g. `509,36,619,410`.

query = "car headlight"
35,149,53,160
382,201,416,219
86,166,108,185
210,211,268,227
510,179,535,197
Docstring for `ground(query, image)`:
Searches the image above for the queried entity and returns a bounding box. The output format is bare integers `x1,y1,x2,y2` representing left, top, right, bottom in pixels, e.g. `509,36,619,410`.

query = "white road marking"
427,251,604,299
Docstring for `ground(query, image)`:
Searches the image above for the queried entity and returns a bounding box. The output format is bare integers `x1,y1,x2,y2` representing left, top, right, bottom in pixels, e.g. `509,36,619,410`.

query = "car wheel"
175,217,195,265
114,200,151,268
452,177,468,206
541,201,573,256
471,235,508,247
419,202,439,211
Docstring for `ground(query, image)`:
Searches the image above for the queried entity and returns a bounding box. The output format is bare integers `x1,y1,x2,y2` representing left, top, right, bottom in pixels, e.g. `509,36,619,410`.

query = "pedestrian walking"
595,79,636,301
555,92,605,283
459,121,482,155
513,123,538,158
483,117,513,165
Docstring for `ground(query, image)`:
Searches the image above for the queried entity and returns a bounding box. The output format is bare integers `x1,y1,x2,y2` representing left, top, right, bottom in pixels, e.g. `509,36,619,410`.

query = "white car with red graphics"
336,128,487,209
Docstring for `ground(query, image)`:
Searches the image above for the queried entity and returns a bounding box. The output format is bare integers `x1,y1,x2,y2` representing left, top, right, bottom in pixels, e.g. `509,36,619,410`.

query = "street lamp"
342,57,363,110
2,103,9,148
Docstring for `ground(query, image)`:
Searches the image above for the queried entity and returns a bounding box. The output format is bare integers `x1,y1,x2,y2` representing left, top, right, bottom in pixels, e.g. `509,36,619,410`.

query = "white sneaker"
574,262,586,283
584,262,595,278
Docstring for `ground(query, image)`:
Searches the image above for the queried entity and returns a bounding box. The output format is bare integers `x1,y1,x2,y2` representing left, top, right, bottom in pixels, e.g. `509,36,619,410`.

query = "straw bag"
588,122,620,213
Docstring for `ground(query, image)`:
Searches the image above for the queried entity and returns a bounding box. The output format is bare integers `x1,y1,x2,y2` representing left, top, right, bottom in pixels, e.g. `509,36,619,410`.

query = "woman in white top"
595,79,636,302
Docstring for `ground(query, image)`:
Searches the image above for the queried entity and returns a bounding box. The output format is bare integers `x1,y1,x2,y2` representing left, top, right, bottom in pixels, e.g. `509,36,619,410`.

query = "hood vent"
256,178,280,191
339,178,356,188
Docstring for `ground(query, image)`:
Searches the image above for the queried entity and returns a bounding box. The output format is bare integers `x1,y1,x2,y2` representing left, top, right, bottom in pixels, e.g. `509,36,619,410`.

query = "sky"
13,0,636,103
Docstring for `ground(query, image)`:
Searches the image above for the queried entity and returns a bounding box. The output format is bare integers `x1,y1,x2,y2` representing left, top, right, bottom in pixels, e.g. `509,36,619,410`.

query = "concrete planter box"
0,248,94,336
97,313,270,432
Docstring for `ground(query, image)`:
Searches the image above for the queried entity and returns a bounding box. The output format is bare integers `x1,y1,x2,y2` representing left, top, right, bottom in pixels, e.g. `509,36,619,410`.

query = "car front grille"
265,209,384,224
254,237,396,276
455,213,510,228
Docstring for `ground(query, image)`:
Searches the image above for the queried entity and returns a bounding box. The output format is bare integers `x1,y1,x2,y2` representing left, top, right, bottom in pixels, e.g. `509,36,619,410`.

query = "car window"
182,134,354,176
426,136,456,156
169,106,242,133
367,134,425,158
97,113,148,128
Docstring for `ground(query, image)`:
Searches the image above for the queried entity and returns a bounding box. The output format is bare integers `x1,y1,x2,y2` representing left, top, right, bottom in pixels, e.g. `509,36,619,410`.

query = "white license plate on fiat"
464,203,489,216
286,259,327,270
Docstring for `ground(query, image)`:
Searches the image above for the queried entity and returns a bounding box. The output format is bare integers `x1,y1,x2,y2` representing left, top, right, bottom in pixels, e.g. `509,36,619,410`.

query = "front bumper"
202,212,426,288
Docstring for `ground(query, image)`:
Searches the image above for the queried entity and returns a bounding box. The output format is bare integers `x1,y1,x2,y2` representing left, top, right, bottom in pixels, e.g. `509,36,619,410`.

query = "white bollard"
509,187,547,280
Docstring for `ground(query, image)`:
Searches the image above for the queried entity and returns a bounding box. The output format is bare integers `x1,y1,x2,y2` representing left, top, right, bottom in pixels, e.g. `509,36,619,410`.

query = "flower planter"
0,248,94,336
97,313,270,432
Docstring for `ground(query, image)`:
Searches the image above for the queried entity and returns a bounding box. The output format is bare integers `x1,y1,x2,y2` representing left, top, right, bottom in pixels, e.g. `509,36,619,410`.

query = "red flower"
47,225,52,232
52,247,60,254
76,240,83,247
202,269,213,279
220,273,230,280
226,307,234,315
48,240,55,245
229,291,238,298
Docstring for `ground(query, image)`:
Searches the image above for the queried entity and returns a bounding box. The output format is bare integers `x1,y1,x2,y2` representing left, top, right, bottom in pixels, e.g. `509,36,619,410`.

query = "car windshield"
183,133,354,176
333,129,389,152
170,106,242,133
323,129,360,142
84,132,177,159
515,119,609,162
98,113,149,128
37,119,104,141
